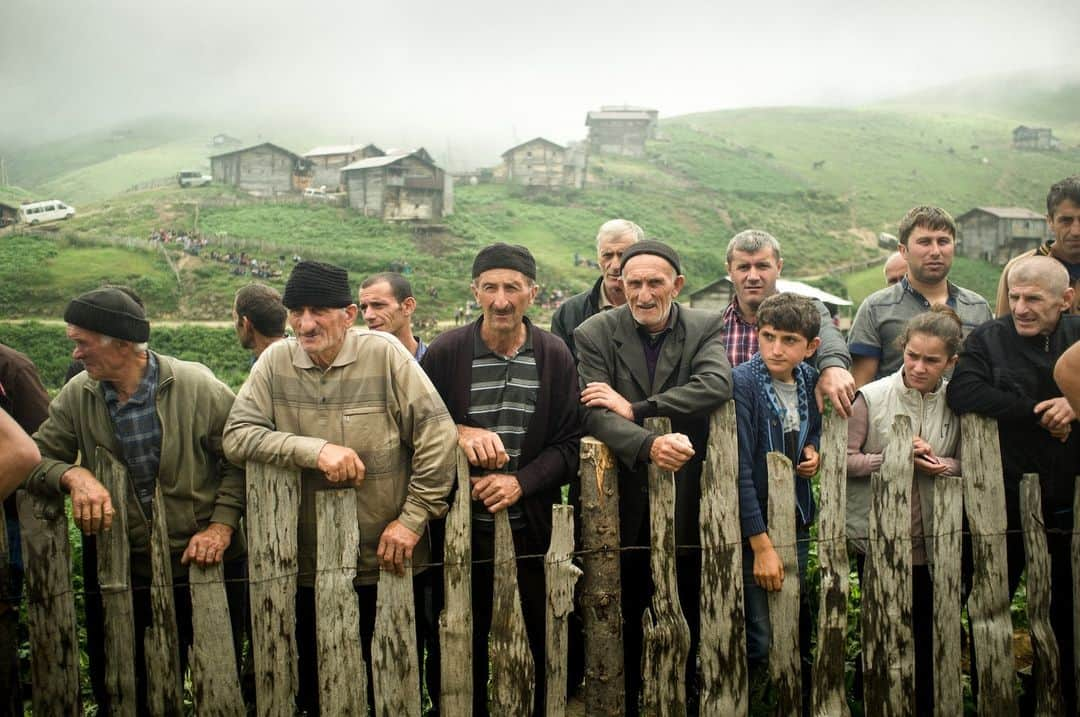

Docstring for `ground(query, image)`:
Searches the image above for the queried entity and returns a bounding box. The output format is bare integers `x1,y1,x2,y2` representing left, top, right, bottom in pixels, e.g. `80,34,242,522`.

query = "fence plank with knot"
931,475,963,717
579,436,624,716
641,416,691,716
188,562,245,716
246,461,301,717
316,489,367,715
440,450,474,715
545,504,581,717
17,489,81,715
145,486,183,716
1020,474,1063,716
490,509,536,716
96,449,137,717
960,414,1018,717
767,451,801,716
372,562,421,717
698,402,748,715
862,415,914,717
811,410,850,717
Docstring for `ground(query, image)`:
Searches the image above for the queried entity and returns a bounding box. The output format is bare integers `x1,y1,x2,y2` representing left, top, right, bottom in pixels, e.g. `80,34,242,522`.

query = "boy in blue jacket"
733,292,822,671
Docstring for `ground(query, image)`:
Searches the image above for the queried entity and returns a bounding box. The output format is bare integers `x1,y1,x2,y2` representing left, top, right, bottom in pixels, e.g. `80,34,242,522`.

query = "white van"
19,200,75,225
178,170,212,188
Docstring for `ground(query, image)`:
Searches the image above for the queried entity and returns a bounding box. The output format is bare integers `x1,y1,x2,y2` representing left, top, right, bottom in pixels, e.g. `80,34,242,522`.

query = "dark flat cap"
64,288,150,342
283,261,353,309
619,240,681,275
472,243,536,280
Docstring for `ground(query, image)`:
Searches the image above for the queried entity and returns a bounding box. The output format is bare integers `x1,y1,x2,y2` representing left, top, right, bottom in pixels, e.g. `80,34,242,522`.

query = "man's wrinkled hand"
457,425,509,470
181,523,234,567
60,467,114,534
796,445,819,478
580,382,634,420
1035,397,1076,433
316,443,366,485
816,366,856,418
470,473,522,513
649,433,695,472
377,520,421,576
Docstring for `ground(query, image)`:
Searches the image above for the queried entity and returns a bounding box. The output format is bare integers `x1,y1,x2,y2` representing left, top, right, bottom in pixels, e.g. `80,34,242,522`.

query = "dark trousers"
295,575,429,716
468,526,547,717
620,522,702,717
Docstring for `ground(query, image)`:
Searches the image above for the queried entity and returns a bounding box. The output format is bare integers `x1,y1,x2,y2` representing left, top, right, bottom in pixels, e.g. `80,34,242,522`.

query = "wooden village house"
0,201,19,227
304,144,384,191
586,106,658,157
341,150,453,221
210,142,311,196
956,206,1048,265
497,137,585,190
1012,125,1059,151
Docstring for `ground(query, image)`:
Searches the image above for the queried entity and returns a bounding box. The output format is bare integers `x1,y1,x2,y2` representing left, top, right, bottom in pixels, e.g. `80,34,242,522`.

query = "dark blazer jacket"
574,303,733,546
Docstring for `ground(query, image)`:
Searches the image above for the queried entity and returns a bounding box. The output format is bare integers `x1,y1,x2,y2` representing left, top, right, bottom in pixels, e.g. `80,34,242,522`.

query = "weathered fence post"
698,402,748,716
490,508,536,716
1020,474,1063,716
766,452,801,716
1074,476,1080,701
17,489,81,714
811,409,849,717
95,449,137,717
145,485,183,717
440,450,473,715
315,489,366,715
931,474,963,717
372,561,421,717
862,415,914,717
188,562,245,716
960,414,1019,717
641,416,691,716
545,504,581,717
246,461,301,717
579,436,625,716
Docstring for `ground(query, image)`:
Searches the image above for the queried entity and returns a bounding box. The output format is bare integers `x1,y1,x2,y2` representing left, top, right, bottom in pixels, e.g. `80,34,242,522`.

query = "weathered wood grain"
144,485,183,717
545,504,581,717
1020,474,1063,716
1074,476,1080,704
372,561,421,717
811,409,850,717
579,436,625,716
490,509,536,716
641,416,691,716
95,449,137,717
246,461,301,717
315,489,366,715
862,415,914,717
439,449,473,715
17,489,81,715
931,474,963,717
188,562,245,716
698,402,748,716
960,414,1018,717
766,451,801,717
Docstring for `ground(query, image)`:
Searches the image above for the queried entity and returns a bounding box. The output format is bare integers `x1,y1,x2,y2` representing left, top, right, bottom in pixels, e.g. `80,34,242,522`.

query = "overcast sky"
2,0,1078,162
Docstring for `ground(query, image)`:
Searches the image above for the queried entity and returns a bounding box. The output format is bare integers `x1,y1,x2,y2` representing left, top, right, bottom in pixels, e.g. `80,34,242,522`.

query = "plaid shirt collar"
721,299,758,367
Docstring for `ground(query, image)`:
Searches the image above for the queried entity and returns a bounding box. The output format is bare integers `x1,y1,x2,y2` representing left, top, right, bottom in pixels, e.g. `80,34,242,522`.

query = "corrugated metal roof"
340,152,412,172
209,142,303,161
304,144,365,157
501,137,566,158
586,110,654,122
962,207,1045,220
601,105,657,113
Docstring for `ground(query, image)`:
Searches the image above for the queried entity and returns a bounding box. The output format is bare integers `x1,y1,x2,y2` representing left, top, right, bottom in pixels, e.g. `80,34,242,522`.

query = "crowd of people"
1,175,1079,715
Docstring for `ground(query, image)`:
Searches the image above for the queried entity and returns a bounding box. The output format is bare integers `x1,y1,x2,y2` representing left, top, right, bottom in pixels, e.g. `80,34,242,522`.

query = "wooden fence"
6,409,1079,715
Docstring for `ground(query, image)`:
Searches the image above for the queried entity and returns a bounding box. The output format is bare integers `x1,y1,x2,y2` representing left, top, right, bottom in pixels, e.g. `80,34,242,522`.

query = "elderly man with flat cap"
224,260,457,714
421,243,581,715
29,287,247,712
574,240,733,714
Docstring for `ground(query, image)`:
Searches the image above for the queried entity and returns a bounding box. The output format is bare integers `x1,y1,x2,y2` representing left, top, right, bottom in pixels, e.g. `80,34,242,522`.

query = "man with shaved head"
551,218,643,358
883,251,907,286
948,255,1080,713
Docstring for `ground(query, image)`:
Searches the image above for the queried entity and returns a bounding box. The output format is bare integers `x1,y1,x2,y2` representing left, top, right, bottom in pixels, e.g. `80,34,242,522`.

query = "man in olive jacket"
574,240,733,714
29,287,246,713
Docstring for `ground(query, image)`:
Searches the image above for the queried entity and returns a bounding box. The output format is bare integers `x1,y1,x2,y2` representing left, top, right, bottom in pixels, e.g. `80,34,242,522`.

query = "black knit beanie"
282,261,353,309
64,288,150,342
619,240,682,275
471,243,536,280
